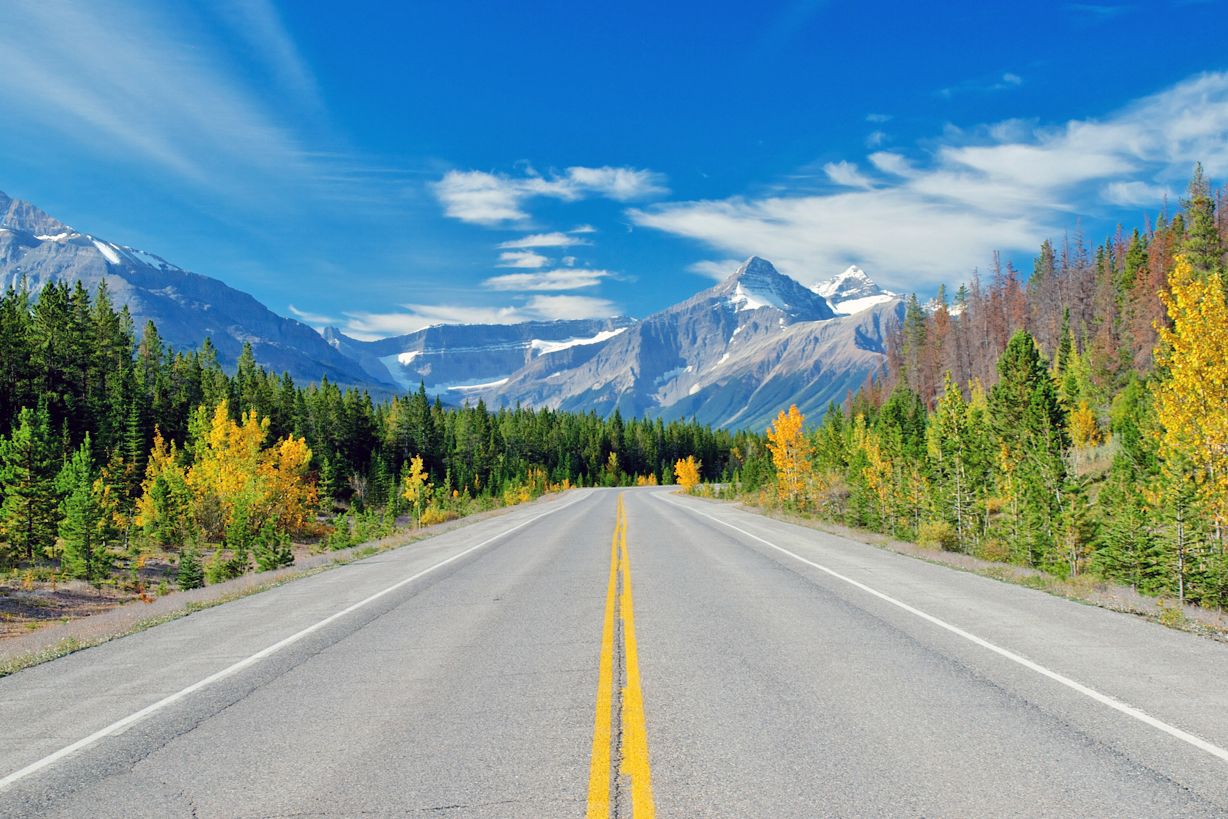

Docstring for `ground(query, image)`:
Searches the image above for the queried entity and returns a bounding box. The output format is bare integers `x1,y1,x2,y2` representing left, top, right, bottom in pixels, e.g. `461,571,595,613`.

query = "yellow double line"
587,493,654,818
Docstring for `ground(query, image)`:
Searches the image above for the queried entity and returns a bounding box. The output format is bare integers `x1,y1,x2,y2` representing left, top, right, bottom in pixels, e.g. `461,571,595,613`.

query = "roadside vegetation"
0,279,754,634
719,166,1228,619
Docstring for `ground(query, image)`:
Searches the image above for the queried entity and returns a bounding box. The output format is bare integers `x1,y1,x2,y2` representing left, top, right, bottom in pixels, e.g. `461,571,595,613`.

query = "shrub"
918,520,959,551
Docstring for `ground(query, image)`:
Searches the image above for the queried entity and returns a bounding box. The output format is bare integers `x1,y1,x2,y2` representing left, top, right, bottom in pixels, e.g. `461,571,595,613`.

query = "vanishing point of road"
2,487,1228,817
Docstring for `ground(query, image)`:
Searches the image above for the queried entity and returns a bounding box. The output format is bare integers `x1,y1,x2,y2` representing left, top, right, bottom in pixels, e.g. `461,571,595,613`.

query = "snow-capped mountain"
811,265,898,315
0,190,390,391
442,256,901,430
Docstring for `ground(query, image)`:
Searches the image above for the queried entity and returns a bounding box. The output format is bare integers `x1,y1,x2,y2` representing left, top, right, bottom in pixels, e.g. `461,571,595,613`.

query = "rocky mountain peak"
811,264,899,315
715,256,836,321
0,190,71,236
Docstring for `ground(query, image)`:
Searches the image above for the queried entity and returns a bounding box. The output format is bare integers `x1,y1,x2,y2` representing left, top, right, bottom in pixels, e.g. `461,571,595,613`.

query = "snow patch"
447,378,509,393
91,239,121,265
530,327,626,356
688,383,701,396
833,293,896,315
729,281,787,312
36,232,73,242
396,351,421,366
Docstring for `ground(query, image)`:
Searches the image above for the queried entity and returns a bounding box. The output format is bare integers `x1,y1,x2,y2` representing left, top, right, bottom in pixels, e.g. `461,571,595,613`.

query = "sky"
0,0,1226,340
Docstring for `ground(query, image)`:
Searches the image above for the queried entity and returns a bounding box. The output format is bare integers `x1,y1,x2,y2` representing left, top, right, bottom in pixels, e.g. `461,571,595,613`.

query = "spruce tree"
0,406,61,562
177,545,205,589
56,435,113,583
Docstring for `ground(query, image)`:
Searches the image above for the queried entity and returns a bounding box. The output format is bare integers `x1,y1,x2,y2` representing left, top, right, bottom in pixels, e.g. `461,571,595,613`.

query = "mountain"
811,265,897,315
322,317,636,395
0,190,392,391
442,256,903,430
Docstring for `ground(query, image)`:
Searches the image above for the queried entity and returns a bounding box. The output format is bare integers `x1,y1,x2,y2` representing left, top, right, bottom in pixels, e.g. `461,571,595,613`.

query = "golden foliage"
674,455,701,492
1069,400,1103,449
1155,255,1228,524
767,405,812,504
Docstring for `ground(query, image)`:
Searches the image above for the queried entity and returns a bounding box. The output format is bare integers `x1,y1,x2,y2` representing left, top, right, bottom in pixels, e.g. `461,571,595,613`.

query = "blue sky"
1,0,1226,339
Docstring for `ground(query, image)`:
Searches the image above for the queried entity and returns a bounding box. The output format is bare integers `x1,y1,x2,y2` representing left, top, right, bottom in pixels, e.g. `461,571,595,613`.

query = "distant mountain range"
0,190,904,429
0,190,388,391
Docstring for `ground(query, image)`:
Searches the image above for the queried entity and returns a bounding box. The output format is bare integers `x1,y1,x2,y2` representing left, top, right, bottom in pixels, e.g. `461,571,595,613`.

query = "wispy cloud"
497,250,550,268
484,268,612,291
938,71,1026,98
288,304,340,327
433,166,668,225
498,231,594,249
688,259,743,281
631,72,1228,290
340,294,619,339
824,161,875,189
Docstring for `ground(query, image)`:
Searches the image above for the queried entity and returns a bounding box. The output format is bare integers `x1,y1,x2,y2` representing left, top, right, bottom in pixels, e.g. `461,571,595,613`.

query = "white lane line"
657,494,1228,765
0,493,586,792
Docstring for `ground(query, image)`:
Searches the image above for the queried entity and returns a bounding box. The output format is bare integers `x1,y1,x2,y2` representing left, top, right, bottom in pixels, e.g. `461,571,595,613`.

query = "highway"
2,487,1228,816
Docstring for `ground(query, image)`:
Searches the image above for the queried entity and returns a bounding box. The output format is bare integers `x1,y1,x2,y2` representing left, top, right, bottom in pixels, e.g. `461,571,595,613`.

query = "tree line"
0,278,747,587
751,166,1228,608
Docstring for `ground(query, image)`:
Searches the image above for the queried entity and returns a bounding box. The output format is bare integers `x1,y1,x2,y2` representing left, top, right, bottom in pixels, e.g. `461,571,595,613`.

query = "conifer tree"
0,405,60,562
56,435,113,583
177,545,205,589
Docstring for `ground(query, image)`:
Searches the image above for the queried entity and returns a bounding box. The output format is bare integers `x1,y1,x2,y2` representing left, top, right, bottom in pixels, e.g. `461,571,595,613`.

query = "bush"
917,520,959,551
420,505,459,526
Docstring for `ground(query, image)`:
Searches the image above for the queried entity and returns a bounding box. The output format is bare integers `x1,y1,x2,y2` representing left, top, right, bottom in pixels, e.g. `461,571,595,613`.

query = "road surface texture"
2,486,1228,817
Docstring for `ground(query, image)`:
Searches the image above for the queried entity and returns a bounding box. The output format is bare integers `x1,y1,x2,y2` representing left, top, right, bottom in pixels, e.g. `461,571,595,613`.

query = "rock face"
811,264,898,314
322,318,637,395
456,256,902,430
0,190,392,391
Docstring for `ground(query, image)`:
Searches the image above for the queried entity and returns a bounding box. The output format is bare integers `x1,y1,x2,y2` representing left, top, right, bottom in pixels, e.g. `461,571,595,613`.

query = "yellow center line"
618,494,655,818
586,493,655,818
585,496,621,817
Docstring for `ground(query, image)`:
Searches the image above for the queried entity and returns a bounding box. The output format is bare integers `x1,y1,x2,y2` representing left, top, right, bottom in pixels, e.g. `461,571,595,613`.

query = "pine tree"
177,545,205,589
56,435,113,583
0,406,61,562
989,331,1069,569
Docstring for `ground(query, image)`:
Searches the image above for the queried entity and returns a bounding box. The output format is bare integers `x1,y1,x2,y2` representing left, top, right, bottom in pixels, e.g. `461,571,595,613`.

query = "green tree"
989,331,1069,569
0,405,61,562
56,435,113,583
177,545,205,589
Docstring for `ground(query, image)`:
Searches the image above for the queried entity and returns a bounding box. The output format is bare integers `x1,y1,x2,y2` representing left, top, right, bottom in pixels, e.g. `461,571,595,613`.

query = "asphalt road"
2,487,1228,817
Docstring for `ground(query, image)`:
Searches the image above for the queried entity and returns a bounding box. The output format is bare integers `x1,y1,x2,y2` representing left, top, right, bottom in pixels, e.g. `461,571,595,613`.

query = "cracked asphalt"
2,487,1228,817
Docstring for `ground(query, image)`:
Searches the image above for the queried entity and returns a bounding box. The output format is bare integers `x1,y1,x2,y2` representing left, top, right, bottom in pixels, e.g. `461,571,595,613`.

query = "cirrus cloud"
484,268,612,291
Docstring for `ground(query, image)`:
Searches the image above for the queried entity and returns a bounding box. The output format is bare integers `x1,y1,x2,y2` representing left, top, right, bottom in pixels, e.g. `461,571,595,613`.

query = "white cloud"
340,295,618,339
688,259,742,281
433,166,667,225
570,224,598,234
631,72,1228,290
498,231,593,249
866,113,892,123
485,268,612,291
868,151,915,177
1103,180,1174,206
288,304,340,327
497,250,550,268
824,161,875,189
865,130,888,148
523,294,618,321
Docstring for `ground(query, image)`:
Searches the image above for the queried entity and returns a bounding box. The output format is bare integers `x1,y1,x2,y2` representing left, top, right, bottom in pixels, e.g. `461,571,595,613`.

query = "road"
2,487,1228,816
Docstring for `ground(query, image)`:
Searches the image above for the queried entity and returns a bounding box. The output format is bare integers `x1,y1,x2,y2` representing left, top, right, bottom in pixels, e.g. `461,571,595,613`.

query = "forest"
0,281,745,593
748,166,1228,610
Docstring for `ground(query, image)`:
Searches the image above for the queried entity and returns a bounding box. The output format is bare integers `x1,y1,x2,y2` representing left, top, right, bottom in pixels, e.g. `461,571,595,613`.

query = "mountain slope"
463,257,902,430
0,191,391,391
322,317,636,394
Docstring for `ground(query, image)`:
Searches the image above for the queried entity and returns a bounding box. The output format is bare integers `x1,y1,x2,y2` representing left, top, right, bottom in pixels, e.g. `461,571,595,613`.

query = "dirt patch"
0,491,569,675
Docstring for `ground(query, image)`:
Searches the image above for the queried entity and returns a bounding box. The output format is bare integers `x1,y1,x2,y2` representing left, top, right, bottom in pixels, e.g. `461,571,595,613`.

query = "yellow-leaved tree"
401,454,430,526
674,455,701,492
186,400,317,539
766,404,812,505
1154,254,1228,535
